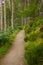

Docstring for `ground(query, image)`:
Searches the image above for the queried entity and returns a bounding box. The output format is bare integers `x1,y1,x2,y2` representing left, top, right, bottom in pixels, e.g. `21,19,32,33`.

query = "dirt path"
0,30,26,65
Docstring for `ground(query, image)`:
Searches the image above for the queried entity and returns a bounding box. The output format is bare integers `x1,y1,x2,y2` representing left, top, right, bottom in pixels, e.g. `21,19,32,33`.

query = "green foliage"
0,23,22,58
24,32,39,42
0,32,9,46
0,22,22,58
14,24,23,30
20,3,38,18
0,30,19,58
39,32,43,38
25,42,43,65
0,24,22,47
24,18,43,42
24,18,43,65
0,27,12,47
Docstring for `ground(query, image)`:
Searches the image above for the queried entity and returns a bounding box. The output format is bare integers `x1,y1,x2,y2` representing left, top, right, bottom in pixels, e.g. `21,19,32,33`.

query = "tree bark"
0,0,3,30
1,0,3,30
27,0,30,24
4,0,6,31
0,0,1,30
11,0,14,31
24,0,27,26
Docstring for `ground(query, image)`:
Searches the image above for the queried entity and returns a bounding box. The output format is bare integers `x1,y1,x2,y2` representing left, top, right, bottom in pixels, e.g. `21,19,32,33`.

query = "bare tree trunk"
21,0,26,26
1,0,3,30
0,0,1,30
21,18,24,26
0,0,3,30
4,0,6,31
11,0,14,31
27,0,30,24
21,2,24,26
24,0,27,26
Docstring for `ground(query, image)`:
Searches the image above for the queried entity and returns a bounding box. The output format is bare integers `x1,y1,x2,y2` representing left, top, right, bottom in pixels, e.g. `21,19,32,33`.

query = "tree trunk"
1,0,3,30
27,0,30,24
21,1,24,26
4,0,6,31
24,0,27,26
0,0,1,30
11,0,14,31
0,0,3,30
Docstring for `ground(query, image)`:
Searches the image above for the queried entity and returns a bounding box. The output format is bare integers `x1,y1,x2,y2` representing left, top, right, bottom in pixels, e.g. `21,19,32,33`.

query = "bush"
25,19,43,34
0,32,9,46
0,25,22,47
24,18,43,65
24,31,39,42
25,42,43,65
39,32,43,38
0,27,13,47
14,24,23,30
24,34,29,42
24,18,43,42
25,25,32,34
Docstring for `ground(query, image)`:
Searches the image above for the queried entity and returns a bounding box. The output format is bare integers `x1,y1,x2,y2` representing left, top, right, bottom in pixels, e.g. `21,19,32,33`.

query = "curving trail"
0,30,26,65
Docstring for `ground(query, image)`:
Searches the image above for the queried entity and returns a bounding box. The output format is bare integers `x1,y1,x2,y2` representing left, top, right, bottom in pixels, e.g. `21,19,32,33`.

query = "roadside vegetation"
24,0,43,65
0,25,22,58
0,0,23,58
24,19,43,65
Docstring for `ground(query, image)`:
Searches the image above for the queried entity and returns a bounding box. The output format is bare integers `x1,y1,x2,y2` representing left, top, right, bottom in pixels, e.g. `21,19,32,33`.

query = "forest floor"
0,30,27,65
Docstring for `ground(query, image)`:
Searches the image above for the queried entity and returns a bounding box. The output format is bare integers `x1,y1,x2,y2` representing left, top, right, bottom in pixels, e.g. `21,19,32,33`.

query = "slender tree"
4,0,6,31
21,0,24,26
11,0,14,31
24,0,27,25
0,0,1,30
27,0,30,24
0,0,3,30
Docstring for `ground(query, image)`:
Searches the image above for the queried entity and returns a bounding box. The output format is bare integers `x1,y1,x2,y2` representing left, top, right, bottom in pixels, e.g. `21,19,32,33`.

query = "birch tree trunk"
0,0,1,30
1,0,3,30
0,0,3,30
4,0,6,31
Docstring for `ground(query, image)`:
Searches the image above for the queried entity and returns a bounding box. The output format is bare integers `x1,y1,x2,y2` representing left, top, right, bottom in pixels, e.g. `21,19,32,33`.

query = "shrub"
25,19,43,34
39,32,43,38
0,27,12,47
14,24,23,30
24,34,29,42
25,42,43,65
0,29,19,58
24,18,43,65
24,31,39,42
0,25,22,47
0,32,9,46
25,25,32,34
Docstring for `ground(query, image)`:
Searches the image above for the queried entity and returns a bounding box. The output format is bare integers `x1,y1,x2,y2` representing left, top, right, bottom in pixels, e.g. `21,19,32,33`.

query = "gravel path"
0,30,26,65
